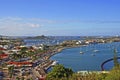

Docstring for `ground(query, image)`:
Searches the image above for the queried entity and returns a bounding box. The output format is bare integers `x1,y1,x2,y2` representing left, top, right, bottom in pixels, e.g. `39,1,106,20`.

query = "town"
0,35,120,80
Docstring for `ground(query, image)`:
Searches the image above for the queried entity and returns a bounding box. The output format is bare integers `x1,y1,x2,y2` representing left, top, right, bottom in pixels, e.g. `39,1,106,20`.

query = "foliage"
8,66,14,78
16,77,20,80
21,77,25,80
0,50,3,54
113,48,120,68
104,69,120,80
46,65,120,80
21,47,28,52
46,64,73,80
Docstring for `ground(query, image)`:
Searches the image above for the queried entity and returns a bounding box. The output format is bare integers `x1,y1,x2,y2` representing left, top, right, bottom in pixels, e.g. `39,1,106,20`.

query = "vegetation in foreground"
46,64,73,80
46,64,120,80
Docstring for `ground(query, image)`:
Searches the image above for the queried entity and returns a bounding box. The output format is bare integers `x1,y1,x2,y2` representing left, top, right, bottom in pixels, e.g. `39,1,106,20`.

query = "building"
7,61,33,67
0,54,8,59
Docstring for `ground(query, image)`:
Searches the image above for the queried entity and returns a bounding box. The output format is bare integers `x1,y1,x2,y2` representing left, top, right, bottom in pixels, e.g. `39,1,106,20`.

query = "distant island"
25,35,49,39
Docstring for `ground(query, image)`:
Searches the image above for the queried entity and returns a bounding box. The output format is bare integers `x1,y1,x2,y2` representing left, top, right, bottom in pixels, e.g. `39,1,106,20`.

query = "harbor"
50,42,120,72
1,36,120,79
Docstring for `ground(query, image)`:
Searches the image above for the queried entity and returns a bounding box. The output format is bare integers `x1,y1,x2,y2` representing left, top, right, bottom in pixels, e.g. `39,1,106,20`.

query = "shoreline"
44,45,87,73
49,44,88,59
48,45,83,60
35,41,120,75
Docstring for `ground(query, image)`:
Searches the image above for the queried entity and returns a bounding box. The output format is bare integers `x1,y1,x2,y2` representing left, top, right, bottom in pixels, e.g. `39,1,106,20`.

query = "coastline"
34,45,85,76
48,45,84,59
53,44,88,56
34,41,120,76
45,41,120,73
44,45,87,73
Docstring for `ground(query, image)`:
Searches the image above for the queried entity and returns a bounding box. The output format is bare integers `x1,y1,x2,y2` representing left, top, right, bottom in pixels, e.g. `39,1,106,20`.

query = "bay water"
50,42,120,72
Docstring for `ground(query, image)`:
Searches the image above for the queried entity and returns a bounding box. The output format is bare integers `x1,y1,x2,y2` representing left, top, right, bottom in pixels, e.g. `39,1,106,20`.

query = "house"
0,54,8,59
7,61,33,67
0,47,6,50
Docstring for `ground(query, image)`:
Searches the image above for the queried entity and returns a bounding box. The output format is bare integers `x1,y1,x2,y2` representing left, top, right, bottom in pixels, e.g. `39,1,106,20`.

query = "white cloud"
28,18,56,24
0,17,43,28
26,23,41,28
0,17,44,36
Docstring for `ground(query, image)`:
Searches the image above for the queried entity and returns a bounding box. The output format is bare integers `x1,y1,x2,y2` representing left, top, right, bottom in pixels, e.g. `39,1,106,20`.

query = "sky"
0,0,120,36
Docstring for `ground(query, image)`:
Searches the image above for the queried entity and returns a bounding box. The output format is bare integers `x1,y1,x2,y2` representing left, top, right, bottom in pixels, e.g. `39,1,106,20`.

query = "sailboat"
79,47,84,54
93,44,99,53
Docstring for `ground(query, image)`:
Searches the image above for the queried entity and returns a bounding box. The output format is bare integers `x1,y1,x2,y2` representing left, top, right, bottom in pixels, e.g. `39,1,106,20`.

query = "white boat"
51,61,58,66
79,47,84,54
93,50,99,52
80,51,84,54
91,54,95,56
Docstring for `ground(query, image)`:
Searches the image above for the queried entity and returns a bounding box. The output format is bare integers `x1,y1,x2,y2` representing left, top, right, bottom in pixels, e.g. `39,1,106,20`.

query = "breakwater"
101,57,120,71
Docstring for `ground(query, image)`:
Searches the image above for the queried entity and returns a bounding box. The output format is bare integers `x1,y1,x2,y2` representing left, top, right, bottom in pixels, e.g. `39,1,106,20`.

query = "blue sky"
0,0,120,36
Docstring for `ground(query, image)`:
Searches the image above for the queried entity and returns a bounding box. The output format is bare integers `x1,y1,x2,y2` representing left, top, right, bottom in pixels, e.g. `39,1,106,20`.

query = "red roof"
39,78,45,80
8,61,32,65
0,47,6,50
0,54,8,57
0,54,8,59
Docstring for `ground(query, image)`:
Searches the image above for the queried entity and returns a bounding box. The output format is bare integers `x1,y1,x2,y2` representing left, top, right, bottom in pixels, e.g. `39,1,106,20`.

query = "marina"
1,36,120,79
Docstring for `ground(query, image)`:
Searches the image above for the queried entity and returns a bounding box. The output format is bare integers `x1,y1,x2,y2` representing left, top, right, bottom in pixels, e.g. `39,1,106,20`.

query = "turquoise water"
50,42,120,72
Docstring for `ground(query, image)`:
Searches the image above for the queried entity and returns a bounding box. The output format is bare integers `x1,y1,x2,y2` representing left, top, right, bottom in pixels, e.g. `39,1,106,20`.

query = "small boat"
93,50,99,53
91,54,95,56
51,60,58,66
79,47,84,54
80,51,84,54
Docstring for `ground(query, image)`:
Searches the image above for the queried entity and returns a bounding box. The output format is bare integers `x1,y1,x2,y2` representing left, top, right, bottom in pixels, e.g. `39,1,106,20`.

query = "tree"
21,47,28,52
113,48,120,69
46,64,73,80
21,77,25,80
0,50,3,54
104,69,120,80
8,66,14,78
16,77,20,80
11,52,18,60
